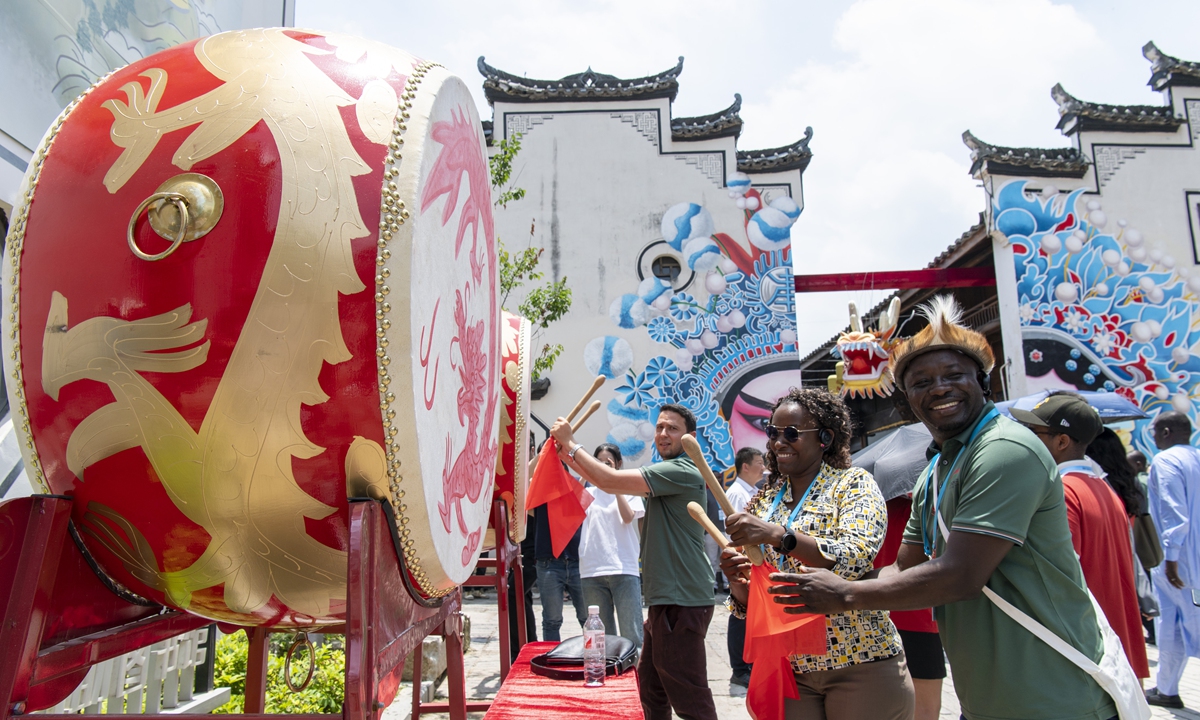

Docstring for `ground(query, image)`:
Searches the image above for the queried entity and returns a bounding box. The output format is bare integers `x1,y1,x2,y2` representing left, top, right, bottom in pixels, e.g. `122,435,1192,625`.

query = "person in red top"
875,496,945,720
1012,393,1150,682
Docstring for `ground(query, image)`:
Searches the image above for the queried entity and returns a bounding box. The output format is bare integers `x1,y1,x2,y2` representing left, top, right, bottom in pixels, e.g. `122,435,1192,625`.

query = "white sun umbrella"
852,422,934,501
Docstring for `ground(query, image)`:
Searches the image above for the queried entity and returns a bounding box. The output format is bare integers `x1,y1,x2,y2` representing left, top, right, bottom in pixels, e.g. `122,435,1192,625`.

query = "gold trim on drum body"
374,60,450,598
485,313,532,549
510,315,531,543
2,78,110,494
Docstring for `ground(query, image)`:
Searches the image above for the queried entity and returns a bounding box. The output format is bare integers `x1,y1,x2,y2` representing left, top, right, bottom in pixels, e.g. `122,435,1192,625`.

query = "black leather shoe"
730,671,751,688
1145,687,1184,708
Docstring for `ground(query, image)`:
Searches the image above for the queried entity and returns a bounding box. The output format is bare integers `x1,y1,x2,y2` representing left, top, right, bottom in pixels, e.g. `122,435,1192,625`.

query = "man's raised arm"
550,417,650,495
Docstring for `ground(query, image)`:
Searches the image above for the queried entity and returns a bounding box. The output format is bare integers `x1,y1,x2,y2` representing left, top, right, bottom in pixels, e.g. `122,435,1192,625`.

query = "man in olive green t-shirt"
552,403,716,720
765,297,1117,720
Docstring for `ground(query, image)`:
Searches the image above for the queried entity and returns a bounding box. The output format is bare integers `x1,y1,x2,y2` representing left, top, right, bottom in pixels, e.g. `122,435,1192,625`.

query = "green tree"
212,632,345,714
490,133,571,381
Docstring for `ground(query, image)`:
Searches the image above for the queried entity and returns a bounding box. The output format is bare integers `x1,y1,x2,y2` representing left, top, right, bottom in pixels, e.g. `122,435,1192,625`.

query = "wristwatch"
568,443,583,460
776,527,798,554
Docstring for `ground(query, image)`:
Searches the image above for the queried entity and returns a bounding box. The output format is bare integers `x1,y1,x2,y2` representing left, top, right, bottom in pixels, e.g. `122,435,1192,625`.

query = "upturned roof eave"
962,130,1089,180
736,127,814,174
1144,41,1200,91
478,55,684,105
1051,83,1182,136
670,94,743,142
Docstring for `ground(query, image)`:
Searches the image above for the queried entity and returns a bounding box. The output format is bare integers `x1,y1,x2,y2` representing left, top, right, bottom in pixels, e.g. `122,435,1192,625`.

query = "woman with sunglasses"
721,388,913,719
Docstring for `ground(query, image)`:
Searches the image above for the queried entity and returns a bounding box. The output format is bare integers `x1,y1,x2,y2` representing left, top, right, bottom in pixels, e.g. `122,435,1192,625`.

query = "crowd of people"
501,294,1198,720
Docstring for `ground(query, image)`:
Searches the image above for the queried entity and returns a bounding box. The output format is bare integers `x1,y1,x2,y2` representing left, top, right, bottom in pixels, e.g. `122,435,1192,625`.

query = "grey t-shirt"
640,454,714,607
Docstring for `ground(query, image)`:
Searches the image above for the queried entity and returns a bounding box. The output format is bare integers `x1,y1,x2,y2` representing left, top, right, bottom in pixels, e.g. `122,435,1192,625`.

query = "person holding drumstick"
720,388,914,719
552,404,717,720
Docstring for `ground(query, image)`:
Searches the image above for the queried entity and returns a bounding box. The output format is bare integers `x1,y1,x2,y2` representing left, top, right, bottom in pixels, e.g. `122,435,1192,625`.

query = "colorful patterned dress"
728,463,903,672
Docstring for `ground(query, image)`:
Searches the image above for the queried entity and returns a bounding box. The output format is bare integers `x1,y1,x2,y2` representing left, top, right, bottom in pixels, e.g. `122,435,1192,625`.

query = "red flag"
743,562,827,720
525,439,593,557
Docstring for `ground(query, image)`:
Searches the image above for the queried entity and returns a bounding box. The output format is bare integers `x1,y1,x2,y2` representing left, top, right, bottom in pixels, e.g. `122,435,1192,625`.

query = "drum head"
2,28,498,624
383,64,501,595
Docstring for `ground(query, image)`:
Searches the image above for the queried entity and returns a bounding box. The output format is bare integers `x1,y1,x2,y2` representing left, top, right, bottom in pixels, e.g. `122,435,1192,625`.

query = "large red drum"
487,311,531,548
1,29,501,627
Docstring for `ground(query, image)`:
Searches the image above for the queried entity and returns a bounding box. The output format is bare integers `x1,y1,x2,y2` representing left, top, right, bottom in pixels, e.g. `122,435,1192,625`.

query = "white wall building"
484,57,812,470
969,42,1200,450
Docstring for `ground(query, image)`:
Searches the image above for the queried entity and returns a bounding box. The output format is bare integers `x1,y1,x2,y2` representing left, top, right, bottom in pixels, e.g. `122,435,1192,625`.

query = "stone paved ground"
384,589,1200,719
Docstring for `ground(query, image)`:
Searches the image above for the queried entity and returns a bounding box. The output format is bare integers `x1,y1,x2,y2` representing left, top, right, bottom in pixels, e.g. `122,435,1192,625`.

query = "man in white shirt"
727,448,764,515
725,447,764,687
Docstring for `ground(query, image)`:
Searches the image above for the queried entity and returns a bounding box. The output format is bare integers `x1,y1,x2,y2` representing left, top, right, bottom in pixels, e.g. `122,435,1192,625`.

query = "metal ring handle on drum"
283,633,316,692
127,192,189,262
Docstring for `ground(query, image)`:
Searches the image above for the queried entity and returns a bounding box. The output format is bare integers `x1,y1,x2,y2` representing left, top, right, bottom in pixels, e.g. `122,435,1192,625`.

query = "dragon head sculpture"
829,297,903,399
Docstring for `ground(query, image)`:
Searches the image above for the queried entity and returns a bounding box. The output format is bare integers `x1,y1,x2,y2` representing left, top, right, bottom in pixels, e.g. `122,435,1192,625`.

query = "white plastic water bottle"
583,604,606,687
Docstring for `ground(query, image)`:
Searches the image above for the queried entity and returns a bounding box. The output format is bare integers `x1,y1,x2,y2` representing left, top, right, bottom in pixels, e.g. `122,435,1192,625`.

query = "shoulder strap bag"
529,634,637,680
1132,513,1163,570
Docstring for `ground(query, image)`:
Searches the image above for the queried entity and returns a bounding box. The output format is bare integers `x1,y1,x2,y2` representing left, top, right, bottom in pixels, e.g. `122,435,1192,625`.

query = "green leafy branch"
520,278,572,380
499,244,544,304
490,133,526,209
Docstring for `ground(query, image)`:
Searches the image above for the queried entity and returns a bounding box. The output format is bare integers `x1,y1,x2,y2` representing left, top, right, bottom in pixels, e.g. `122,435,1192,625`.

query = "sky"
297,0,1200,355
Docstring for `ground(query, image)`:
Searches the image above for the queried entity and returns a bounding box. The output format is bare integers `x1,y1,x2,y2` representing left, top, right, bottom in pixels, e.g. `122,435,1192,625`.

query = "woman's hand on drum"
725,511,788,549
719,546,752,606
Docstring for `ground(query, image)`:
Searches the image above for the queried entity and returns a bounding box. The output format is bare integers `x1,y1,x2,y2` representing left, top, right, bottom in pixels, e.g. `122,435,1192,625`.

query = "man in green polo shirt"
552,403,716,720
767,296,1117,720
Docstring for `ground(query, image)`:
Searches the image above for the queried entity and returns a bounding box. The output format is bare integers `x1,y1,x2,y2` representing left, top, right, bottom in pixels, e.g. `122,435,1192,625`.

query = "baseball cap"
1011,393,1102,445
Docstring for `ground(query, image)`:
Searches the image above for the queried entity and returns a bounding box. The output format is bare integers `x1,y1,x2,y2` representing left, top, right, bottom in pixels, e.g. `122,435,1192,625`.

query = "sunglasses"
765,425,822,442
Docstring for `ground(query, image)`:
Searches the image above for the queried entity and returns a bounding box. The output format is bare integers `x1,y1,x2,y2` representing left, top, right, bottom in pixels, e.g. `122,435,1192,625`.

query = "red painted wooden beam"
794,266,995,293
32,612,209,684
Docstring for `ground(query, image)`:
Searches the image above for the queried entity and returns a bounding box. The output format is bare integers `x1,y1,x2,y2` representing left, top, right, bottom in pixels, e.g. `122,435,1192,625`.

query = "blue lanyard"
918,408,1000,558
764,472,820,555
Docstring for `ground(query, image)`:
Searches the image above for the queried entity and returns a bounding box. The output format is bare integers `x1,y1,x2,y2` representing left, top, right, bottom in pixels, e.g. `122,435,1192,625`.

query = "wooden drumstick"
682,435,765,565
687,502,730,548
565,375,606,422
570,400,601,433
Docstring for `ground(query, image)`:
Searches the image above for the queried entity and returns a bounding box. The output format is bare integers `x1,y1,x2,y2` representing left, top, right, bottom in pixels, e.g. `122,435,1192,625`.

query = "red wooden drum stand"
0,495,471,720
411,499,527,719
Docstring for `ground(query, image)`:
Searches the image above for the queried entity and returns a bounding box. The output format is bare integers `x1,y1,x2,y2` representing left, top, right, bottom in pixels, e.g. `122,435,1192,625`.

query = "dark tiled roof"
481,119,493,146
1051,83,1182,135
477,56,684,105
671,94,742,141
1144,41,1200,91
962,130,1089,179
925,221,987,270
736,127,813,174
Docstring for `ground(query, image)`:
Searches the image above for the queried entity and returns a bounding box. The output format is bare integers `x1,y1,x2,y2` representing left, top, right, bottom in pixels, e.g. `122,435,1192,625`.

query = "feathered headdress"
888,295,995,390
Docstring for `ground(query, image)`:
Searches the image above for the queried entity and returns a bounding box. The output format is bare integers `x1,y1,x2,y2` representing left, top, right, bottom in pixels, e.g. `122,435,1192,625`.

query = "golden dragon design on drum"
41,29,386,619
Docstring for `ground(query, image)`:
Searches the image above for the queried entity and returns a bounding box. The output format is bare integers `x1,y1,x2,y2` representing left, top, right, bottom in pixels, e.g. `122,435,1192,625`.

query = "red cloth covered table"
483,641,643,719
